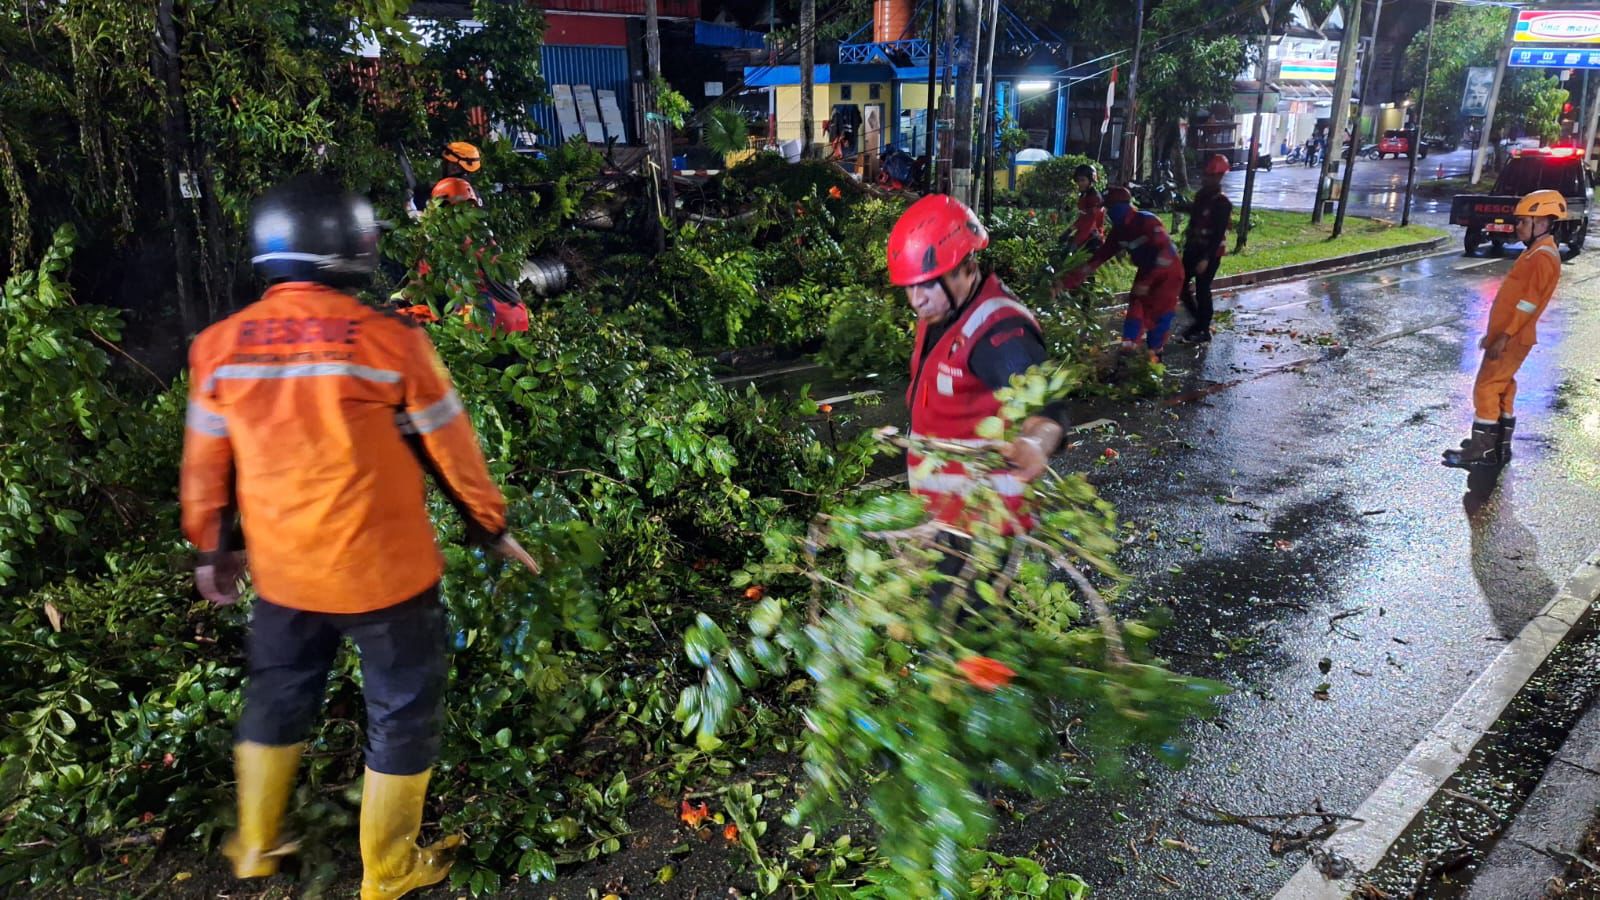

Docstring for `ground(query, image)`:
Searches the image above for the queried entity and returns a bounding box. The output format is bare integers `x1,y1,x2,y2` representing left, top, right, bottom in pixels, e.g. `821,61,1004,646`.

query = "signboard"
1461,66,1494,117
1515,10,1600,44
1279,58,1337,82
1509,46,1600,69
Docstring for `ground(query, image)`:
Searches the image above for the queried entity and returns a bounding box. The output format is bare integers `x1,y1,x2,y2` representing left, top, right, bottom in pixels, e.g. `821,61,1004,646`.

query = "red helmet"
886,194,989,286
1103,185,1133,206
1204,153,1230,176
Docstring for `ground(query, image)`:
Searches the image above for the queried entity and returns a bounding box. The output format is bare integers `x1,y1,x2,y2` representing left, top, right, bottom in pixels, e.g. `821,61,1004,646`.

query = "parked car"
1423,134,1457,154
1449,146,1593,259
1377,129,1429,159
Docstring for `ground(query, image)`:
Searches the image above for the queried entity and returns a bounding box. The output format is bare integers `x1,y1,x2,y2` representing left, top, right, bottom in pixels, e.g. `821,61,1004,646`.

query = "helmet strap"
938,256,984,319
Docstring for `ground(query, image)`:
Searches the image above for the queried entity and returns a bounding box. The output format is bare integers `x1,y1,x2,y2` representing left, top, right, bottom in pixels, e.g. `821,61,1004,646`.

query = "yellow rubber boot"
221,741,304,878
359,768,464,900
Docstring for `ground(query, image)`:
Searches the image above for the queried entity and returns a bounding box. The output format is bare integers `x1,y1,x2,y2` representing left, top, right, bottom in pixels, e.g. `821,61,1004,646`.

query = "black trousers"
1180,247,1218,332
238,586,448,775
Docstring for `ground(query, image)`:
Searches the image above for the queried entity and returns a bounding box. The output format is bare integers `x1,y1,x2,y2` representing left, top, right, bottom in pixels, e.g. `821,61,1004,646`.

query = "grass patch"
1219,209,1447,274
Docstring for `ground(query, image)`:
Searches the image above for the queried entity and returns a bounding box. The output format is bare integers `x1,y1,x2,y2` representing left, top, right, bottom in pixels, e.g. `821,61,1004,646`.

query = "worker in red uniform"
1443,190,1565,470
1069,164,1105,252
1178,154,1234,343
1056,186,1184,362
415,176,529,334
182,174,536,900
887,195,1068,609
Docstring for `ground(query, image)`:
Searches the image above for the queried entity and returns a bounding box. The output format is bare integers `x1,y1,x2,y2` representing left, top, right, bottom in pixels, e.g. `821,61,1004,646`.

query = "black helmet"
249,174,379,287
1074,164,1096,180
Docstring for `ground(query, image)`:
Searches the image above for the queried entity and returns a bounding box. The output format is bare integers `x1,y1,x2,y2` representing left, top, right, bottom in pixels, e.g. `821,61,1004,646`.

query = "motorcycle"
1129,159,1181,212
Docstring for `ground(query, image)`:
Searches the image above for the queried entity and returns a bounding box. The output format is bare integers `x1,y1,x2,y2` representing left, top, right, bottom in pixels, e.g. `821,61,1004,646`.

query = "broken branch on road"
1178,796,1362,856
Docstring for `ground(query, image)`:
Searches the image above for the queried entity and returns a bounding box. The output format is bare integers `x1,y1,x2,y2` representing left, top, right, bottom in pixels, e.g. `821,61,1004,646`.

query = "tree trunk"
156,0,203,335
645,0,671,250
800,0,815,158
952,0,981,173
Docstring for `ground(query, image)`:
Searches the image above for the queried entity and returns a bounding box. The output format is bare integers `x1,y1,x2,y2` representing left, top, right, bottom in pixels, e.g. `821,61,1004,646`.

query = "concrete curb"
1273,547,1600,899
1210,235,1451,291
1106,234,1452,307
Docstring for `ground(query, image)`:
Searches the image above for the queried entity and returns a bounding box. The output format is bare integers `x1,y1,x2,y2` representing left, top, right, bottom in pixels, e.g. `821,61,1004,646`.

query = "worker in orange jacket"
181,174,536,899
1443,189,1565,470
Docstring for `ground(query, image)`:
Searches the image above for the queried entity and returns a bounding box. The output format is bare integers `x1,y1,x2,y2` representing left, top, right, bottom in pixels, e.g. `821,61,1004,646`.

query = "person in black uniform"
1179,153,1234,343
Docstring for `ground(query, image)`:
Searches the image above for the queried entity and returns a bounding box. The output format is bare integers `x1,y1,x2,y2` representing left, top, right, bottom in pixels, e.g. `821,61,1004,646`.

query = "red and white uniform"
906,275,1039,534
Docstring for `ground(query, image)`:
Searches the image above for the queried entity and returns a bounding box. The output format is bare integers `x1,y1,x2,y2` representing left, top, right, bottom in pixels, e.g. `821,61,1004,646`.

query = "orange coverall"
1473,234,1561,422
180,281,507,614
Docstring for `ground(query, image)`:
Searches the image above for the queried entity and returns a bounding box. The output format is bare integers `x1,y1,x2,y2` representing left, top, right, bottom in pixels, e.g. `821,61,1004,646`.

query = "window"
870,84,881,100
841,85,853,100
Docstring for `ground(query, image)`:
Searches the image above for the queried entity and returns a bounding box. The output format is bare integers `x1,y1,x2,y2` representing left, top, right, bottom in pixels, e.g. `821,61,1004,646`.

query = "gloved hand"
494,534,541,576
196,552,248,606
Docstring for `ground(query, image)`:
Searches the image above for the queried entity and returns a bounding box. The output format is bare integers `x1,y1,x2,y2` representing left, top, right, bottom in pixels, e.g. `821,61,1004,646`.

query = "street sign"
1509,46,1600,69
1514,10,1600,44
1462,67,1494,117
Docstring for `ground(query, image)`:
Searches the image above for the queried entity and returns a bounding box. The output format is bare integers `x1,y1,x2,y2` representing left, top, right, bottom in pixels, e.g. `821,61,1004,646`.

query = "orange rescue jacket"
1487,234,1560,347
180,282,507,614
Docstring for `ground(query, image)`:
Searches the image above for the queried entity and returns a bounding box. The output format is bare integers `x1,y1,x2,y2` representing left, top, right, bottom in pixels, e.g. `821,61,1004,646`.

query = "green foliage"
704,106,752,157
0,561,241,888
680,363,1227,897
1401,5,1548,140
0,226,181,589
653,77,693,129
1529,79,1570,147
1011,153,1101,211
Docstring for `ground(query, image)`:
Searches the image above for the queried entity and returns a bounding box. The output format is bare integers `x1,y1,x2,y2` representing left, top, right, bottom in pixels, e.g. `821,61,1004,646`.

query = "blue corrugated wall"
530,45,634,145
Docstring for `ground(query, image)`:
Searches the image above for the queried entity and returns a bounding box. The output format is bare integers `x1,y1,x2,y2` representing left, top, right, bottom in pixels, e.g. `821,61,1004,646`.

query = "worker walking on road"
181,174,536,899
1056,186,1185,363
887,195,1067,606
1179,154,1234,343
1443,190,1565,470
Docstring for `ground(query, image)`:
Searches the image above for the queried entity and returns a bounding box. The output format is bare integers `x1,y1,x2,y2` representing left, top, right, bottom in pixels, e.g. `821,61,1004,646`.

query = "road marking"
1274,548,1600,899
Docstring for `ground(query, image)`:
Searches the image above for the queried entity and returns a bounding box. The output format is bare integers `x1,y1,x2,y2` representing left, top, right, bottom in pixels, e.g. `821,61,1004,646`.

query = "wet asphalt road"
1221,148,1478,228
746,240,1600,897
990,245,1600,897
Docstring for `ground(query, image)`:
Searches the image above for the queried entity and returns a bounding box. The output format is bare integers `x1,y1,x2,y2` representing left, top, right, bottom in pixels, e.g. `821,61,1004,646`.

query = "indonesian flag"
1102,65,1118,135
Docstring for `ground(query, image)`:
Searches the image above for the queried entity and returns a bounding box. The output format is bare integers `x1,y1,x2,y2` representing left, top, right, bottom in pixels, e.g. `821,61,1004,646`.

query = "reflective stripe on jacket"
180,281,507,614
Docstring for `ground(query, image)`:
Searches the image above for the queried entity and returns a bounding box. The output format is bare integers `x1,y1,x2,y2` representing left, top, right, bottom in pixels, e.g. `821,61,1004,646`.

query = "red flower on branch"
956,656,1017,691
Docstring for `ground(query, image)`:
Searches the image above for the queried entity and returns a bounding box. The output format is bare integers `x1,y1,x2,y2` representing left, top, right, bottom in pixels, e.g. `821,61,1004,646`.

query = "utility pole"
1470,8,1519,185
1313,0,1361,224
954,0,982,193
1585,66,1600,177
1401,0,1437,227
800,0,815,159
1120,0,1147,184
925,0,940,175
645,0,673,250
1334,0,1385,238
1237,2,1275,253
979,0,1001,217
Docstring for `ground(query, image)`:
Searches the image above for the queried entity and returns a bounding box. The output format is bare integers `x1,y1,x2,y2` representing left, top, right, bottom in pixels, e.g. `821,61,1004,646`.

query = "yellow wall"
771,84,893,149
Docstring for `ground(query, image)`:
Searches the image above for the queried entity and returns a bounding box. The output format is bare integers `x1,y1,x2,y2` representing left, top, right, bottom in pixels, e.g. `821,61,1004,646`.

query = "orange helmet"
442,141,481,173
431,177,481,207
1204,153,1230,176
